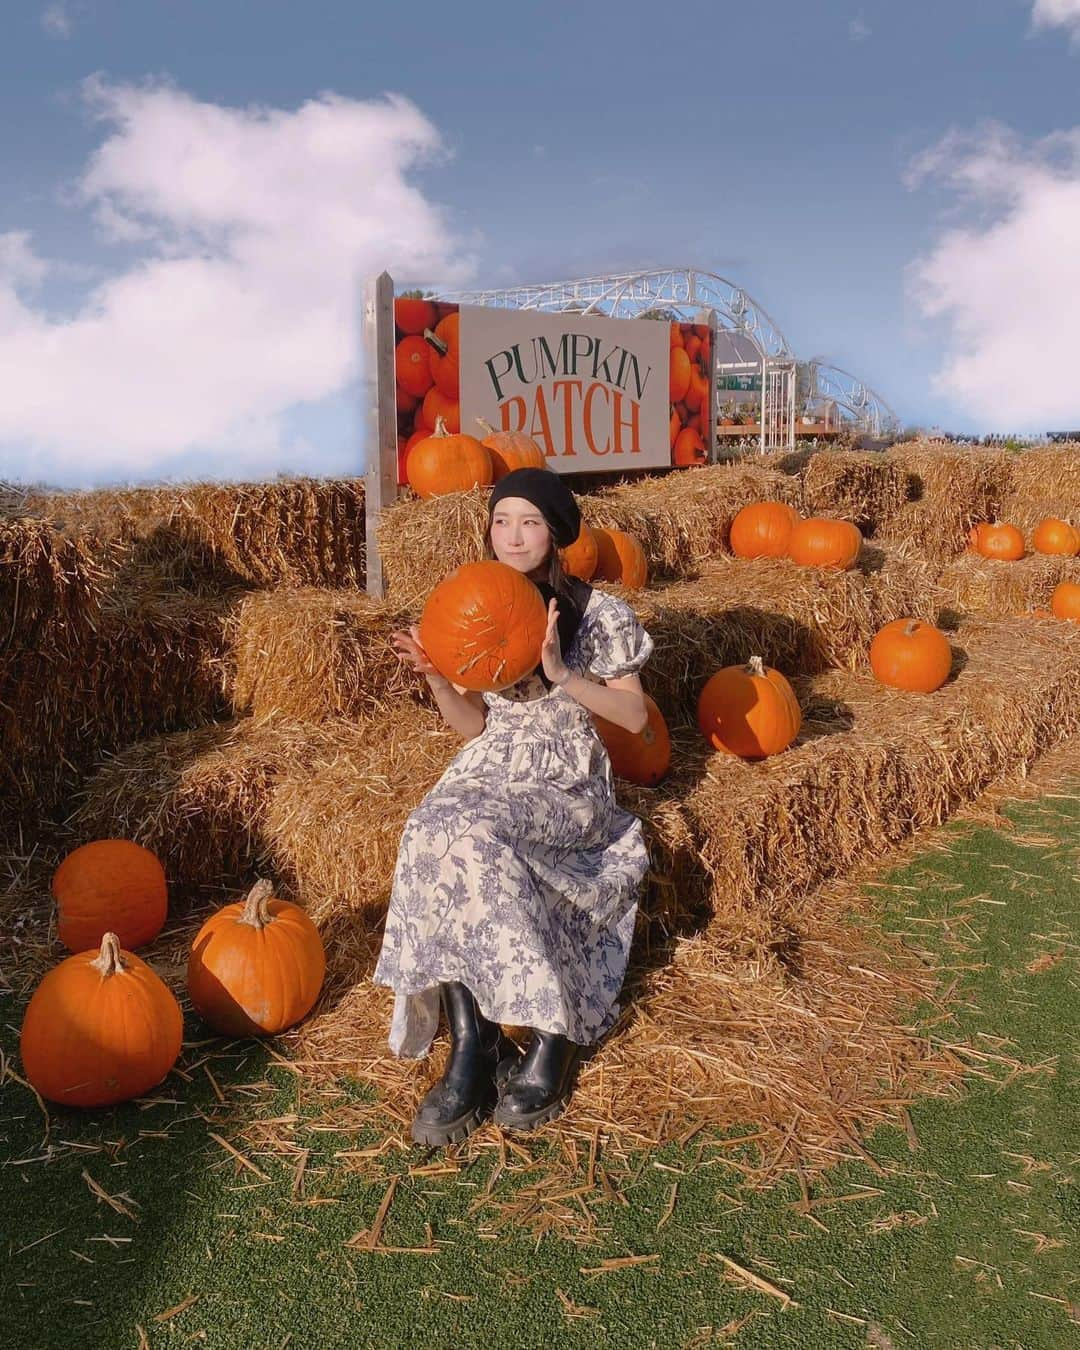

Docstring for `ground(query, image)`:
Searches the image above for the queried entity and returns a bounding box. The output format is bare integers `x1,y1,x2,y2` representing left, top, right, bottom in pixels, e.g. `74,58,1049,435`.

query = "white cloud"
906,121,1080,428
1031,0,1080,35
849,13,871,41
41,4,73,38
0,80,474,485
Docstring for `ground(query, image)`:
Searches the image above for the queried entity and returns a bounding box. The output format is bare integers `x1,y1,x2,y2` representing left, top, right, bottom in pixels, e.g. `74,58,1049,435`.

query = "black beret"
488,467,581,548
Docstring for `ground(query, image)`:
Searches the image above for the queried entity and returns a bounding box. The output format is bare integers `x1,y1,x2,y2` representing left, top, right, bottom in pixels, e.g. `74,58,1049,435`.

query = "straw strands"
801,451,909,532
935,553,1080,617
878,443,1016,559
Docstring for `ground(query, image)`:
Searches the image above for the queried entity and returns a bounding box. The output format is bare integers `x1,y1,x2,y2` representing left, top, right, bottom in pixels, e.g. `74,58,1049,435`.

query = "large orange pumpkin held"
419,560,549,691
20,932,183,1107
187,880,326,1038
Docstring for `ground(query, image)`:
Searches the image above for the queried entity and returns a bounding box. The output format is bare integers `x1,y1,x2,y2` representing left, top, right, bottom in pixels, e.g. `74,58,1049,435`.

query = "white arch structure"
430,267,899,450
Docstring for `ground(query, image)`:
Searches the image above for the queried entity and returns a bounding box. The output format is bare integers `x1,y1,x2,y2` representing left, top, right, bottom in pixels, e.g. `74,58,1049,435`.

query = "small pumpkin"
1050,580,1080,621
395,335,435,398
20,932,183,1107
683,366,709,414
425,313,460,397
422,386,460,435
419,560,549,691
669,347,691,403
787,517,863,570
187,880,326,1038
673,427,706,467
1032,517,1080,557
53,839,168,953
406,416,493,499
593,695,671,786
697,656,802,760
669,407,682,449
969,521,1024,561
869,619,953,693
560,522,599,580
592,528,648,590
729,501,800,560
476,419,548,478
394,295,437,336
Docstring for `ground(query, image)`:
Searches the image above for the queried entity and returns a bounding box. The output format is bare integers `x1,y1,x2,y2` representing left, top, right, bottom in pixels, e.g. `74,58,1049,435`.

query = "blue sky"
2,0,1079,485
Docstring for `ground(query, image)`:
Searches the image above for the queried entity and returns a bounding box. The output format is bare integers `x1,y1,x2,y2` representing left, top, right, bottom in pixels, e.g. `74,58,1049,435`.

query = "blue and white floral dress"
373,587,654,1059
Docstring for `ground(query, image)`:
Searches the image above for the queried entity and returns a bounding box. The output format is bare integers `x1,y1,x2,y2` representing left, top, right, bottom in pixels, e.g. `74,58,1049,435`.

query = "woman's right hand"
391,625,444,682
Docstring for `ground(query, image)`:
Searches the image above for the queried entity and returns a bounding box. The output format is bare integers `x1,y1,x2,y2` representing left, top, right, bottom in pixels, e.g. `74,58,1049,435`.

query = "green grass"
2,791,1077,1349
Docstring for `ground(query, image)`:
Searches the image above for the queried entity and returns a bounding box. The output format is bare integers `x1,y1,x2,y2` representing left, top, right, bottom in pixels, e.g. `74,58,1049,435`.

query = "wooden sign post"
363,270,398,598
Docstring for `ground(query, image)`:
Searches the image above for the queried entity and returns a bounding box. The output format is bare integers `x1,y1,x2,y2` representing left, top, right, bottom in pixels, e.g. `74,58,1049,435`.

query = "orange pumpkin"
697,656,802,760
593,695,671,786
787,517,863,570
187,880,326,1038
406,416,493,499
53,839,168,953
670,324,685,349
1032,517,1080,557
476,419,548,478
669,347,691,403
560,522,599,580
419,560,548,691
592,528,648,589
673,427,706,467
684,366,709,414
669,407,681,449
1050,580,1080,621
684,334,702,363
20,932,183,1107
422,386,461,434
403,427,428,458
869,619,953,693
395,295,437,336
969,521,1024,561
395,335,434,398
729,501,800,559
425,312,460,397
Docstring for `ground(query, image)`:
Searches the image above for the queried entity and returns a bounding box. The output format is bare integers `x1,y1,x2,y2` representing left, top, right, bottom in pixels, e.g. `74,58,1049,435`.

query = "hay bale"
935,553,1080,618
1006,444,1080,505
878,443,1015,559
633,550,942,721
681,615,1080,942
377,489,489,611
995,495,1080,538
801,450,909,532
222,587,417,722
0,517,106,633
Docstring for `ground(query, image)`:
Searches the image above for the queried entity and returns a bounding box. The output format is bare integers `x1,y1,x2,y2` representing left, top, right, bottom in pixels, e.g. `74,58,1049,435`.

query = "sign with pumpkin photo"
392,295,711,484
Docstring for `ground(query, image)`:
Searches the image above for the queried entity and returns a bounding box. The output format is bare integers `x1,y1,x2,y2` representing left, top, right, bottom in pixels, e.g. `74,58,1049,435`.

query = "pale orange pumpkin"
592,528,648,589
20,932,183,1107
669,347,691,403
422,386,461,434
697,656,802,760
787,517,863,570
394,295,437,336
593,695,671,786
673,427,706,466
729,501,800,559
969,521,1024,561
53,839,168,953
560,522,599,580
395,335,435,398
187,880,326,1038
1032,517,1080,557
406,416,493,499
476,419,548,479
1050,580,1080,621
869,619,953,693
425,312,460,397
419,560,548,691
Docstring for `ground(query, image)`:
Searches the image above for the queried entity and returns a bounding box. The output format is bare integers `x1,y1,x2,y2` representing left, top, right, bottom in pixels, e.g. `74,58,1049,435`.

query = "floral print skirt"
372,695,648,1058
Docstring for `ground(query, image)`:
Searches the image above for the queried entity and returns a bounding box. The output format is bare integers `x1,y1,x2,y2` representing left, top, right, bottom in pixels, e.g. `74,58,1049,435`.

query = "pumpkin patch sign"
458,306,671,472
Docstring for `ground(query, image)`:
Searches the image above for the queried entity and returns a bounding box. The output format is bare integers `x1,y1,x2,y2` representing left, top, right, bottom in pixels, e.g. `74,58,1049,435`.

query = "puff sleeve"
580,595,654,680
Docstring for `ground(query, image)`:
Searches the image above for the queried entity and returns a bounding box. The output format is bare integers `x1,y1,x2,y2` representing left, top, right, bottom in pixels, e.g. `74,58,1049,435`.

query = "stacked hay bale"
877,442,1015,559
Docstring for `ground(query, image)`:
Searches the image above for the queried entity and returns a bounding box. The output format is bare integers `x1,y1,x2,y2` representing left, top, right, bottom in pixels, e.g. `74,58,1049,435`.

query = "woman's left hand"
541,597,570,685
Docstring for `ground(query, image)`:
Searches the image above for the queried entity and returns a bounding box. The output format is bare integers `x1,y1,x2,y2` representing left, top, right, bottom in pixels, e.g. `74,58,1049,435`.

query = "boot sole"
411,1100,490,1148
492,1091,571,1134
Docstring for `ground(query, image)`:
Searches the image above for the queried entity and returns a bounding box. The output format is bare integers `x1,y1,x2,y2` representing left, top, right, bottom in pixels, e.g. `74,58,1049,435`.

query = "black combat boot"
411,983,520,1148
492,1029,581,1133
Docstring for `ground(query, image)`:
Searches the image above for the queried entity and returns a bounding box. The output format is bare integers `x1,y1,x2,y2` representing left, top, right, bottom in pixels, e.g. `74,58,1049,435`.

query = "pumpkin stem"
432,415,449,437
90,932,124,977
423,327,448,356
902,619,921,637
475,417,496,436
745,655,766,678
238,879,276,930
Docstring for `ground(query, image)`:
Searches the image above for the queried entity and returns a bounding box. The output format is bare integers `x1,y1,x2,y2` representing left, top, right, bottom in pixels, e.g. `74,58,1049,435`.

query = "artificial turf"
2,788,1076,1349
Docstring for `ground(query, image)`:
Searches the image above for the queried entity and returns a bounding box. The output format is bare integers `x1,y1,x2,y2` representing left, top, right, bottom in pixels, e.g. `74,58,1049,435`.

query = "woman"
375,468,653,1146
